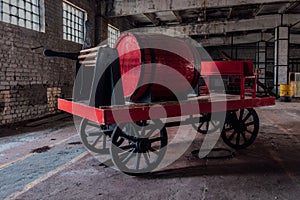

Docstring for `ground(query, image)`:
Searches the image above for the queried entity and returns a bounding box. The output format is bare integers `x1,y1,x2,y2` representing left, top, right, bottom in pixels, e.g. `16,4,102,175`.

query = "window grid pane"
0,0,41,31
63,1,85,44
108,25,120,48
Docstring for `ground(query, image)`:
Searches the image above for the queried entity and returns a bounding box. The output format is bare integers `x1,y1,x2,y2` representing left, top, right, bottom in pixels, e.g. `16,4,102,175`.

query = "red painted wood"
103,97,275,124
115,33,200,101
200,61,256,99
201,61,253,76
58,99,105,124
58,96,275,125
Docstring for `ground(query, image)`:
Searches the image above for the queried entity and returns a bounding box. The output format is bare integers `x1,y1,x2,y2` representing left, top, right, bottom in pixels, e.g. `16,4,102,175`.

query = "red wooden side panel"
58,96,275,125
103,97,275,124
201,61,253,76
58,99,105,124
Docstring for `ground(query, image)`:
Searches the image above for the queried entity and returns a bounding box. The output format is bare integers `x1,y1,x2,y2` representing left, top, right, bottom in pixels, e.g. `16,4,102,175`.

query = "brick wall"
0,0,97,125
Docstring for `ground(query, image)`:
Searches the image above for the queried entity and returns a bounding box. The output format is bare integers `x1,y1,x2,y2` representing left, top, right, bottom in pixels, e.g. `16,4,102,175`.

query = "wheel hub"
136,138,151,153
236,121,246,132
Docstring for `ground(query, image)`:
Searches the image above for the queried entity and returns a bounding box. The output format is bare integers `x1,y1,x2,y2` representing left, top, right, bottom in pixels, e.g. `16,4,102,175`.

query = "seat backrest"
78,46,100,67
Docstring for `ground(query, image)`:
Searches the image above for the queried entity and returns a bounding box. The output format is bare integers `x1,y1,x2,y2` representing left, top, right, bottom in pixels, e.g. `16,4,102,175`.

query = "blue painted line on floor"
0,136,86,199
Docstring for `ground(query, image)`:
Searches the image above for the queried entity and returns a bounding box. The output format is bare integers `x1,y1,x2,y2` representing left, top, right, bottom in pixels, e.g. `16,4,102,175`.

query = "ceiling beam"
107,0,298,17
144,13,160,26
253,5,265,16
198,33,274,47
172,11,182,23
197,33,300,47
279,1,300,13
139,14,300,36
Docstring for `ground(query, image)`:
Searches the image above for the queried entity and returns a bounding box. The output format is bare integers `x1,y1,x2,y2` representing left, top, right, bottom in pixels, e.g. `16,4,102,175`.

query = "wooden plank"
80,46,100,53
79,60,97,66
78,52,97,60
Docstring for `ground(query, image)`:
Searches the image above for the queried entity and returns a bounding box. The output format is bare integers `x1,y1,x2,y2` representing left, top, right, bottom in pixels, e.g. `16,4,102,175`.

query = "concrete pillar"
274,26,290,97
256,41,267,87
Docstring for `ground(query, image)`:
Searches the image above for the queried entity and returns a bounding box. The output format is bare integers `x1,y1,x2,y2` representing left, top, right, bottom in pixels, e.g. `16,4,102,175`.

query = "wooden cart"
58,94,274,174
56,44,275,175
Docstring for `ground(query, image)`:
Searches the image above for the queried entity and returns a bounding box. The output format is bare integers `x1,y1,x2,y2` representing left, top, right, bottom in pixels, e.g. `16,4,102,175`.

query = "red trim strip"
58,96,275,125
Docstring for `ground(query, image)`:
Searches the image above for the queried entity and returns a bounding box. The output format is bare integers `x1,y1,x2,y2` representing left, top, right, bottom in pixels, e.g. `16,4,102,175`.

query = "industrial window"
63,1,86,44
0,0,45,32
108,24,120,47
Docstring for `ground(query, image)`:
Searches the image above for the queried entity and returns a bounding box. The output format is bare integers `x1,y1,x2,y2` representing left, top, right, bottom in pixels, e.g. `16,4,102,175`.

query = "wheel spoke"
236,133,241,145
211,120,218,128
239,109,244,121
92,135,102,147
198,121,205,129
120,144,136,150
149,137,162,143
241,132,248,142
87,130,101,137
135,153,141,170
145,129,156,138
149,147,159,155
243,112,251,122
245,129,254,135
130,125,137,137
245,121,255,126
225,126,234,132
233,111,239,121
103,135,107,149
228,130,237,141
87,122,100,128
205,121,209,131
140,126,146,137
143,153,150,167
122,150,135,164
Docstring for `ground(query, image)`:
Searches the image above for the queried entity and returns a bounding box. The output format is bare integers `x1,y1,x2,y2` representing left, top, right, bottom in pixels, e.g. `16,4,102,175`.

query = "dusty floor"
1,100,300,200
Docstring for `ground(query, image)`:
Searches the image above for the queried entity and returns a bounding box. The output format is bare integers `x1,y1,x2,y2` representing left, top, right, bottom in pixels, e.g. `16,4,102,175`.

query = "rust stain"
31,146,51,153
68,141,82,145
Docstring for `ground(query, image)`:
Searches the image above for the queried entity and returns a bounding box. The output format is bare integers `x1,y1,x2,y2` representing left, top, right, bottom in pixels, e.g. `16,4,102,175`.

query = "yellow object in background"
280,84,293,102
280,84,293,97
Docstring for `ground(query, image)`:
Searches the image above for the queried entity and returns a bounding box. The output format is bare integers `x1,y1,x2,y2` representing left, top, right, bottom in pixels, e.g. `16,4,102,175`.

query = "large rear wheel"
110,120,168,175
221,108,259,150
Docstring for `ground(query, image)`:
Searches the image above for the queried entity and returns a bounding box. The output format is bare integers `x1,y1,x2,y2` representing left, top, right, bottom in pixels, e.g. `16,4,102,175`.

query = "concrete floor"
1,101,300,200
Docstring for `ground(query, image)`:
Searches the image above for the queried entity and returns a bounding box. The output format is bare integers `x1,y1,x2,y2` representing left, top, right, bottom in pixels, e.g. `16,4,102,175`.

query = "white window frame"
0,0,45,32
108,24,120,48
62,0,87,44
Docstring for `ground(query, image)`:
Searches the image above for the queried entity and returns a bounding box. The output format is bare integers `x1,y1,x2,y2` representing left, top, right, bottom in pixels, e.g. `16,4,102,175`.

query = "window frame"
62,0,87,44
0,0,45,32
108,24,120,48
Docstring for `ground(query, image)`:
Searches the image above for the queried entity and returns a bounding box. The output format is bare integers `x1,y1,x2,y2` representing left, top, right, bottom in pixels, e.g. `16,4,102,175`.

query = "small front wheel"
79,119,112,154
191,113,222,134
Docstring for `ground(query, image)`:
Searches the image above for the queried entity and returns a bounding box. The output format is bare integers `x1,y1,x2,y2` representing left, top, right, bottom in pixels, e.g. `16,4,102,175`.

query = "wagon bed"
58,94,275,125
52,43,277,175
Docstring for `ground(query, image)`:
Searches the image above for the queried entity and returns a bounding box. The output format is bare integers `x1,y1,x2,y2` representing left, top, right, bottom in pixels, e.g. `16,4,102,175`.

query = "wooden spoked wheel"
221,108,259,150
79,119,116,154
110,120,168,175
192,113,222,134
